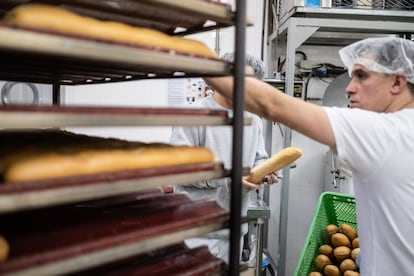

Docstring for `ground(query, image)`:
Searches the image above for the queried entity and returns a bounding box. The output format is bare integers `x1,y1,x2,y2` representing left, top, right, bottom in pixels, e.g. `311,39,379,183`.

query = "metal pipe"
255,218,265,276
229,0,246,274
52,83,60,105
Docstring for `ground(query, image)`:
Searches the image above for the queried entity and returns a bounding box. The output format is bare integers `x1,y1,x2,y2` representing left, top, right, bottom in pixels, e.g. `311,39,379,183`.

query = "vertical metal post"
52,83,60,105
277,19,318,276
229,0,246,275
261,0,272,260
255,218,265,276
276,19,296,276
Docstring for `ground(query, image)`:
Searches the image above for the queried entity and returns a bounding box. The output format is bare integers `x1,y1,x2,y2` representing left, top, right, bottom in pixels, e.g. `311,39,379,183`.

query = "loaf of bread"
2,4,217,58
0,129,218,182
245,147,302,184
0,235,9,263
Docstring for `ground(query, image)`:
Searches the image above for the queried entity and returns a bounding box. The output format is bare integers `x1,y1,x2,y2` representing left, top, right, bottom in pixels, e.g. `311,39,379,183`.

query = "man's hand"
262,171,283,185
242,171,282,191
241,177,262,192
229,171,282,192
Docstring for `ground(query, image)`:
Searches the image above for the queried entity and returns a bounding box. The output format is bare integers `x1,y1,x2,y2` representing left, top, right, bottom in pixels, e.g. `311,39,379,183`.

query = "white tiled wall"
63,79,171,142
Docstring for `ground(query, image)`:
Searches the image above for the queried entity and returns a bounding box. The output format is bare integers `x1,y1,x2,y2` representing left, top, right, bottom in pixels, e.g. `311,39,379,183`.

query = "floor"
240,267,255,276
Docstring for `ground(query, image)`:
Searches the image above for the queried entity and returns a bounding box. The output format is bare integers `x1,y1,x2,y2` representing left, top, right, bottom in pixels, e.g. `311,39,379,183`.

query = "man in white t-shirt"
205,37,414,276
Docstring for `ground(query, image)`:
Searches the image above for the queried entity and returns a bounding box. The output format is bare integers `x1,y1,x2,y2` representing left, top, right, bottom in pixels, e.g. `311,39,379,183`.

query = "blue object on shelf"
262,255,270,270
305,0,320,7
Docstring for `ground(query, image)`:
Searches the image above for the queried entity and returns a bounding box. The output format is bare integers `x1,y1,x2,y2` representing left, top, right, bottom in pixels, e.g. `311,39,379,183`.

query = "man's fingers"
242,179,261,191
263,174,280,184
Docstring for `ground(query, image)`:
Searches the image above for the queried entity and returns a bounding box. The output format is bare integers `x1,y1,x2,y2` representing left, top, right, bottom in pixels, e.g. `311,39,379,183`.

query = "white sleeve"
253,117,269,167
169,125,201,146
324,107,397,176
169,125,228,189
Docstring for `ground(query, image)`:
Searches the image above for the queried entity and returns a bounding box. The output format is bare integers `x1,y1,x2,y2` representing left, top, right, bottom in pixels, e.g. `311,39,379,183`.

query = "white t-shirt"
324,107,414,276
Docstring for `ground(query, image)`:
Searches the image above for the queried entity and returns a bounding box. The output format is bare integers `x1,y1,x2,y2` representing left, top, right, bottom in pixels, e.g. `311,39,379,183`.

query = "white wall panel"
63,79,171,142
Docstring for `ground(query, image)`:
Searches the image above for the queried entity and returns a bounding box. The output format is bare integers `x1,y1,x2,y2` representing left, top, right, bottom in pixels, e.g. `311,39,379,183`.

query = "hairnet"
220,52,266,80
339,37,414,83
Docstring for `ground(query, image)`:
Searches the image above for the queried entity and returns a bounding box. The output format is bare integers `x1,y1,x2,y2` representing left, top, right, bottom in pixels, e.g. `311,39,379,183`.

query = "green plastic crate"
294,192,357,276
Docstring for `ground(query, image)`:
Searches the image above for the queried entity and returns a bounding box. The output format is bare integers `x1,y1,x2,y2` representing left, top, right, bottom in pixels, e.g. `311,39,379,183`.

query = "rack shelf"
0,0,249,274
278,6,414,27
75,242,225,275
0,105,252,128
0,25,254,84
0,0,238,35
0,25,229,85
0,162,226,214
0,190,228,275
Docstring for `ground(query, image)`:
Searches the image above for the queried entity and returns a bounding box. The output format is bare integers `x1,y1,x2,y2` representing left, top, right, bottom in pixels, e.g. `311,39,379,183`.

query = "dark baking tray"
71,242,225,276
0,162,227,214
0,24,232,85
0,0,234,35
0,189,229,275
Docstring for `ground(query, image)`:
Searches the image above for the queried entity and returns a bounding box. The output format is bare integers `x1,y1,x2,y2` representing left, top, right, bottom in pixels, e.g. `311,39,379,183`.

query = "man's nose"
345,79,357,94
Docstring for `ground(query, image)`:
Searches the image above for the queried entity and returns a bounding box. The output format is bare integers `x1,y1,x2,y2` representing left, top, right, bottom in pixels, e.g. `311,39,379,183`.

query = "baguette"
245,147,302,184
0,235,9,262
2,4,217,58
5,146,217,182
0,129,218,182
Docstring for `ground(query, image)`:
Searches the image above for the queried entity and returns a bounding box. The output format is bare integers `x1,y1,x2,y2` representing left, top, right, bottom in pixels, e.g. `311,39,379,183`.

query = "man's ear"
391,75,407,95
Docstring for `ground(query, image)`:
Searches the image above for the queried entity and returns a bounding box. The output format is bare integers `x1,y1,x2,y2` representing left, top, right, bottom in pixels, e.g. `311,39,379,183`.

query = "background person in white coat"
169,52,279,265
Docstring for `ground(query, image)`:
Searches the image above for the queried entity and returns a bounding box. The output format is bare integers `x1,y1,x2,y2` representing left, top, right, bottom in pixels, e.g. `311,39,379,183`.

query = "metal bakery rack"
0,0,250,275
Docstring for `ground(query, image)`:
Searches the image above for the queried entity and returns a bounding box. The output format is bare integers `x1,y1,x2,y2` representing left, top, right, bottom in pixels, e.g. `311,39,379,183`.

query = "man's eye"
355,71,366,79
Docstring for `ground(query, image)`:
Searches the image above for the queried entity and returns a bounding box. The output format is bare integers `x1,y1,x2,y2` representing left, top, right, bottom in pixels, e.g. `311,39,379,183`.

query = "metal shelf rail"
0,0,251,274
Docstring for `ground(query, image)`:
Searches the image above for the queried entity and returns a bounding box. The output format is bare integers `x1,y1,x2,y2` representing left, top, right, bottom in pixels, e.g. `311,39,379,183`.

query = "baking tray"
0,105,254,128
71,242,225,275
0,0,236,35
0,25,241,85
0,190,229,275
0,162,226,214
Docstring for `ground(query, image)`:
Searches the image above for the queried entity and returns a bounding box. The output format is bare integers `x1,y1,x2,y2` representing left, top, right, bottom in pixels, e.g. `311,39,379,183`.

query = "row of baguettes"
1,3,218,58
0,2,228,276
0,128,217,183
0,4,220,183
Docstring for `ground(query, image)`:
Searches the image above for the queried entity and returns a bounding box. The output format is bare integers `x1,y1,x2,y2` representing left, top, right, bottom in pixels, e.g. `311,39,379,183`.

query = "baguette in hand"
245,147,302,184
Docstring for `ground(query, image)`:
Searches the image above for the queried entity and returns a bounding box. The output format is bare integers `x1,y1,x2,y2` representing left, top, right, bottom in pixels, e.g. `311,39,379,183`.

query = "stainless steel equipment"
276,0,414,26
324,149,354,195
0,81,53,105
264,79,305,99
322,73,354,195
322,73,351,108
